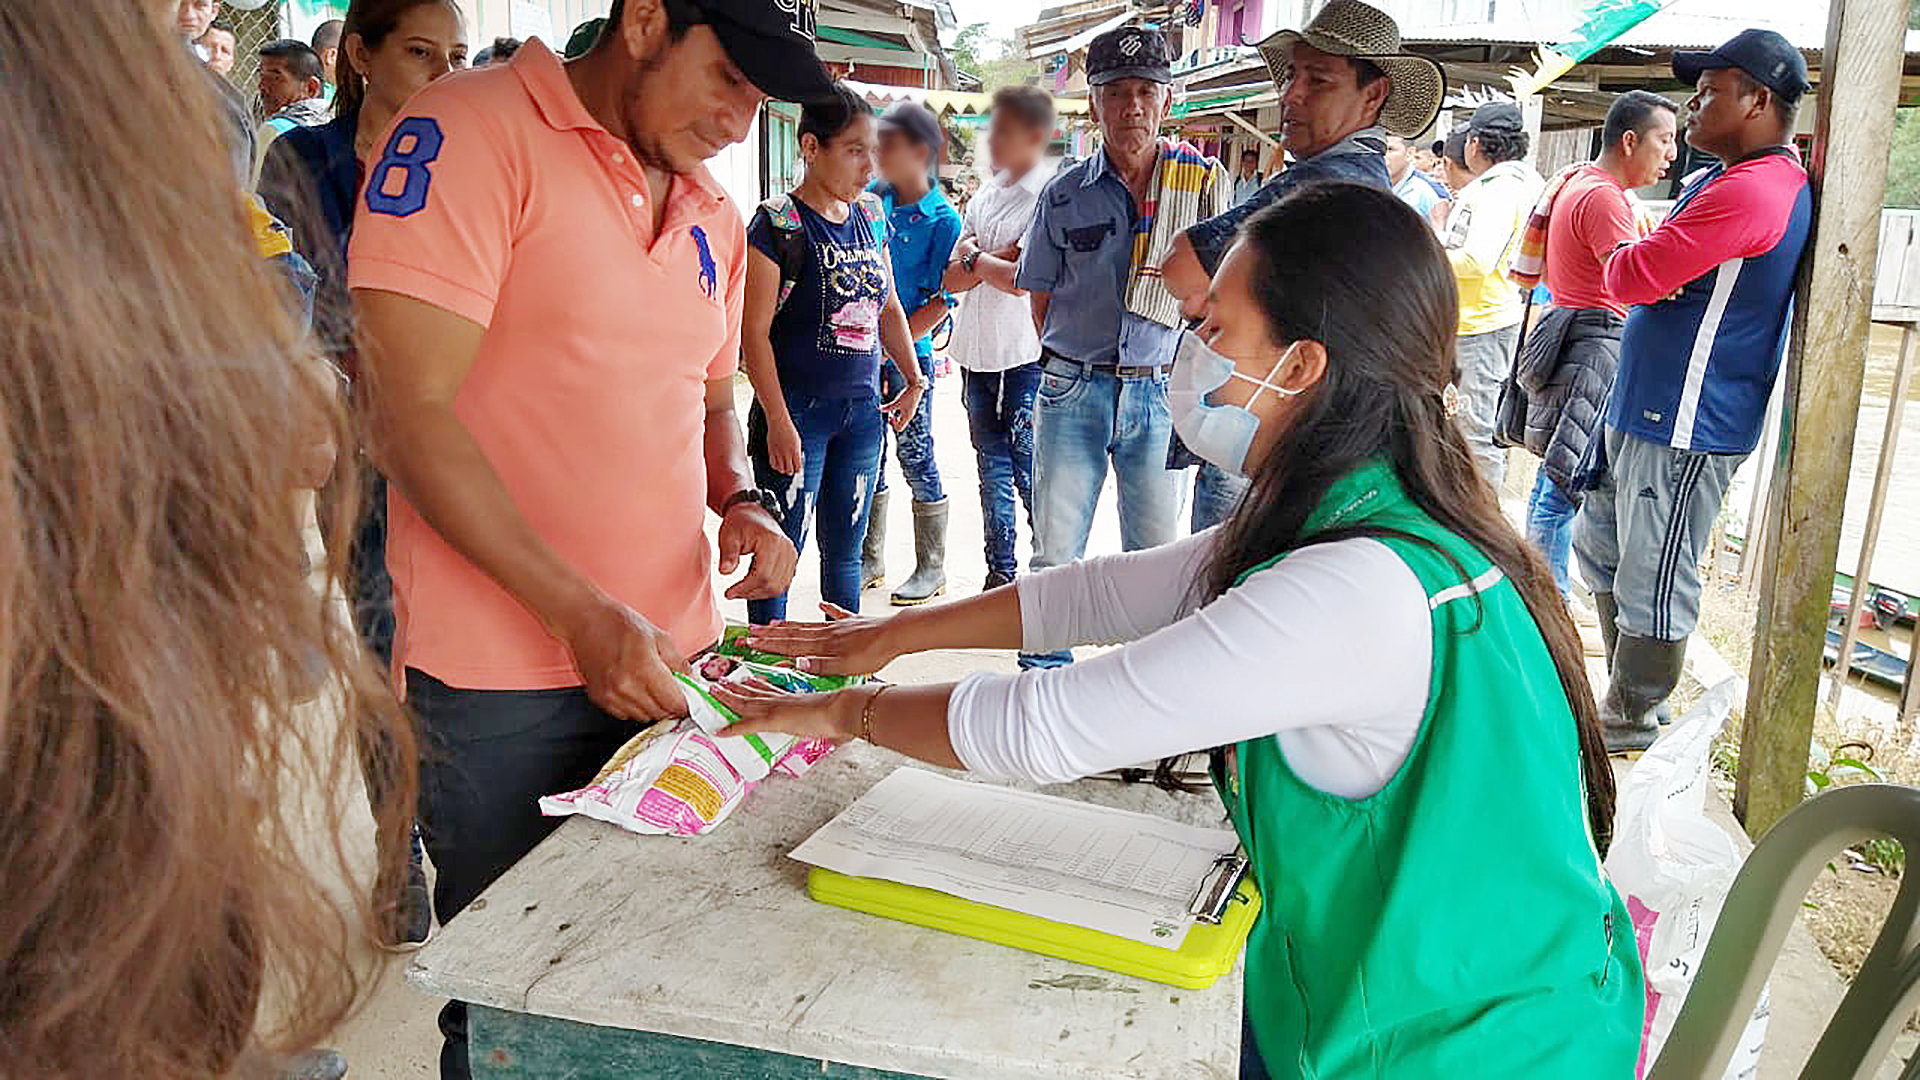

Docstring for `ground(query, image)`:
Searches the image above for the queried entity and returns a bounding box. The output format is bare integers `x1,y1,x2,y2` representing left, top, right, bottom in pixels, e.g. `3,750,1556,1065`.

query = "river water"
1724,322,1920,593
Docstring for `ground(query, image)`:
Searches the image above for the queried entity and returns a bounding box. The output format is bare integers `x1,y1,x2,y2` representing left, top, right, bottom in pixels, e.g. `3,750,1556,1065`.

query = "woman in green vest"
714,182,1645,1078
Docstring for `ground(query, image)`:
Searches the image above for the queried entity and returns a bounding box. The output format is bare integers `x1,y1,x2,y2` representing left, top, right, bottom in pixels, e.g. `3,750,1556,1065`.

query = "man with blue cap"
1576,28,1811,753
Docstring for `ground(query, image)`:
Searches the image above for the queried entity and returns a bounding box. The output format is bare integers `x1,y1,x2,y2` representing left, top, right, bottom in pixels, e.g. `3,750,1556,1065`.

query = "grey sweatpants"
1455,323,1521,491
1574,427,1745,641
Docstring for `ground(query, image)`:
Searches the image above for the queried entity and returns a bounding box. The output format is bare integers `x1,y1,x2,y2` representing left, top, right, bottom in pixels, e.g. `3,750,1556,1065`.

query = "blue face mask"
1168,330,1303,476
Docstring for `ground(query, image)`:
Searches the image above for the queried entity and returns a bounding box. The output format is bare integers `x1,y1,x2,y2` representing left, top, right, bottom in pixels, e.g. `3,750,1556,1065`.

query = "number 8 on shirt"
366,117,445,218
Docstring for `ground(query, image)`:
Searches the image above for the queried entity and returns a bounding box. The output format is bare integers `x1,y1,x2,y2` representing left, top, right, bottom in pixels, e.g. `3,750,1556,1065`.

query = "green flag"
1507,0,1685,97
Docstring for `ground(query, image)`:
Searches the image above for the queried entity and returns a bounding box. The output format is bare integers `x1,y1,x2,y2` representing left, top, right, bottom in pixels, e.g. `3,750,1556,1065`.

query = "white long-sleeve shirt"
947,529,1431,799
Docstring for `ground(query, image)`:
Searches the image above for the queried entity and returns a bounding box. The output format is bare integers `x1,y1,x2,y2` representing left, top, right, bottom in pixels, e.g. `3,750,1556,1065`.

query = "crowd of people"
1,0,1818,1076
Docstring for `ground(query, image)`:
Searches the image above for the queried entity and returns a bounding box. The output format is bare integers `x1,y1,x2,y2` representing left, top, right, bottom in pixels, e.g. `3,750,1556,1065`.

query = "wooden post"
1736,0,1909,835
1738,375,1786,592
1903,588,1920,723
1827,323,1915,711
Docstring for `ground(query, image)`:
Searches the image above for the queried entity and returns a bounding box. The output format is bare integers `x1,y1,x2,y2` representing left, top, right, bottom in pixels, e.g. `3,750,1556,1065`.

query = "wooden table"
406,742,1243,1079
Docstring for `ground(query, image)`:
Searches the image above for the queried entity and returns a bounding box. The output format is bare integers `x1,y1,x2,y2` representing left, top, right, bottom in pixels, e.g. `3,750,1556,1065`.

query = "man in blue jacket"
1575,29,1811,752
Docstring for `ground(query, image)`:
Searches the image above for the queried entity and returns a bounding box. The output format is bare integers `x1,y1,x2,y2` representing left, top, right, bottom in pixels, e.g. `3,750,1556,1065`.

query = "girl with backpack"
742,83,925,624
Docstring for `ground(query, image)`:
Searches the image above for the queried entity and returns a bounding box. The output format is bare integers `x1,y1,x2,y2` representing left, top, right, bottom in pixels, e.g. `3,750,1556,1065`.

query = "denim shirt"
1016,148,1181,369
872,180,963,360
1183,126,1392,274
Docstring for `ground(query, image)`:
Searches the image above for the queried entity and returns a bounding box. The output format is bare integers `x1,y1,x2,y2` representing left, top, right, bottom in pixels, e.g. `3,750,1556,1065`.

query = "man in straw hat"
1163,0,1444,530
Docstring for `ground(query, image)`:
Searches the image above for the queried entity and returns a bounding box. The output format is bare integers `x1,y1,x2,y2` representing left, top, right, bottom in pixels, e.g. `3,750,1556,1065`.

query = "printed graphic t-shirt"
748,194,891,400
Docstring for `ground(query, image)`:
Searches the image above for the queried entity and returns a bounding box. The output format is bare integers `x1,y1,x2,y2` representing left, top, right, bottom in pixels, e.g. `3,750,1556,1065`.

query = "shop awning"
844,80,1091,116
1026,10,1135,60
1171,81,1274,119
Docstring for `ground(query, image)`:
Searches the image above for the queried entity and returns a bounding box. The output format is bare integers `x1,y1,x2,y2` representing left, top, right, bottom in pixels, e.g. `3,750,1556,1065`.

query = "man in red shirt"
1515,89,1677,613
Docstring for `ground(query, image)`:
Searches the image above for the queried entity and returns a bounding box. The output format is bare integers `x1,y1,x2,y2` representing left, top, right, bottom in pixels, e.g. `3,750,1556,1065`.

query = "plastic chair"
1648,783,1920,1080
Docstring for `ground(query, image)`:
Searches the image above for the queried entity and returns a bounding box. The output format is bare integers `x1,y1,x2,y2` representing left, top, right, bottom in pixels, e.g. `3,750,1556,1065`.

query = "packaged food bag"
713,624,862,690
1603,677,1766,1078
538,661,843,836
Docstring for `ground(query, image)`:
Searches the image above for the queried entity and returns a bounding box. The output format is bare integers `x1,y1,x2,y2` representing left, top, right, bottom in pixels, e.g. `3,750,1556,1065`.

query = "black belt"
1040,348,1171,380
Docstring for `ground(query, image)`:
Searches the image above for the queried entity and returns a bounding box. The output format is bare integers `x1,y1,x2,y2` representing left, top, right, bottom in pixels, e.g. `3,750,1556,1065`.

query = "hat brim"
710,17,837,104
1257,29,1446,139
1671,48,1727,87
1088,63,1172,86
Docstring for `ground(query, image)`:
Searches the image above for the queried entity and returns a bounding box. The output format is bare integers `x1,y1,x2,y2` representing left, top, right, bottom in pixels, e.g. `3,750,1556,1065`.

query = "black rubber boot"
1593,592,1620,670
861,487,889,590
984,569,1015,591
890,498,949,606
1602,634,1686,754
1594,593,1674,726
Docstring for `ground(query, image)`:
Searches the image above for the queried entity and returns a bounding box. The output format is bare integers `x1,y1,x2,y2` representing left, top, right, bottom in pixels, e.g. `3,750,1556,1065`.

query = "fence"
211,4,287,122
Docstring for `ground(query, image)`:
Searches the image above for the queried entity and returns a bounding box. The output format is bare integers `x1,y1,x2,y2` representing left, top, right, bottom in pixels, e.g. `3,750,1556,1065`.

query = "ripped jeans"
875,351,944,504
962,363,1040,579
747,389,886,624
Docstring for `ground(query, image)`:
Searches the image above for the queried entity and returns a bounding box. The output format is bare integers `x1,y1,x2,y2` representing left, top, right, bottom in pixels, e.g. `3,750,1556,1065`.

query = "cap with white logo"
1086,26,1171,86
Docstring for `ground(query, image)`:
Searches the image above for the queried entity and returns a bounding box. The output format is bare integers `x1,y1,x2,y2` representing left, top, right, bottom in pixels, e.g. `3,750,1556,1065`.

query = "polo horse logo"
690,225,718,300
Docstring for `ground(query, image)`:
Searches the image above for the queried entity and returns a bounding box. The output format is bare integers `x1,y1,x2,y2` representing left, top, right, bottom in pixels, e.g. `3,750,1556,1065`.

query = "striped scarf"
1126,139,1231,328
1507,162,1654,290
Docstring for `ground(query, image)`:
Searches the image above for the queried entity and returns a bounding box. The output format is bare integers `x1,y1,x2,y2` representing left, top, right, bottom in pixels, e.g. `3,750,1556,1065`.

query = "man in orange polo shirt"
349,1,828,1074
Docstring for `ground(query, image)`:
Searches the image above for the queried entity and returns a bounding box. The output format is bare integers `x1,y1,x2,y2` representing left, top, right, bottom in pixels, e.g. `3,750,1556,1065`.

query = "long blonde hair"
0,2,414,1075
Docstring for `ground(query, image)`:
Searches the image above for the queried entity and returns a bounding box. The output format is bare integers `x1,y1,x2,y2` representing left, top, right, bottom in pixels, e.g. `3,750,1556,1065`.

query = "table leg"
467,1004,930,1079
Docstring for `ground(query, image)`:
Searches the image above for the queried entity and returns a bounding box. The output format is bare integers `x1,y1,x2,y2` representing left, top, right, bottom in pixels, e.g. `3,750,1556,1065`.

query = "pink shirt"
348,41,743,690
1544,165,1637,318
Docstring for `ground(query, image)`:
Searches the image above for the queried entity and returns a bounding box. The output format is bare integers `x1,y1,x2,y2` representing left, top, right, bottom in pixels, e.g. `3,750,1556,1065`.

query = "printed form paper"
791,768,1240,949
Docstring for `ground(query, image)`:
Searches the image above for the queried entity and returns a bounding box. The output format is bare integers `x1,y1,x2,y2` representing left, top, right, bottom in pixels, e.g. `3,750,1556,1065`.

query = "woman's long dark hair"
1197,182,1614,854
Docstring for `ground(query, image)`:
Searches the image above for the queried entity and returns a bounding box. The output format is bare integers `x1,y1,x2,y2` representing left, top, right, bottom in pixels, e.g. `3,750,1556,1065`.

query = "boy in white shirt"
942,86,1056,589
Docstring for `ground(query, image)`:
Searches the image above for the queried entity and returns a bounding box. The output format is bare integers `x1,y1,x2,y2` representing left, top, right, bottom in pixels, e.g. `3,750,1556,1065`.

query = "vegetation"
1888,109,1920,208
1874,0,1920,204
948,21,1040,92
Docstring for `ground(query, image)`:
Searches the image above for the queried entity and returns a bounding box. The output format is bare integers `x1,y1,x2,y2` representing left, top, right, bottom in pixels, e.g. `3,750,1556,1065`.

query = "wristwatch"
721,488,777,516
962,249,981,273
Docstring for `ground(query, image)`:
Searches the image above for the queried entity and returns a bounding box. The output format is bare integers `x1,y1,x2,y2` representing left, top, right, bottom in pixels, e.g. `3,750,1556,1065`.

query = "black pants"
407,669,635,1080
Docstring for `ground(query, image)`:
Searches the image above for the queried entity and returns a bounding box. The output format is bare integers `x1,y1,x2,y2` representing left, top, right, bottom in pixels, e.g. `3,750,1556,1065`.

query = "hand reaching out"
744,602,905,676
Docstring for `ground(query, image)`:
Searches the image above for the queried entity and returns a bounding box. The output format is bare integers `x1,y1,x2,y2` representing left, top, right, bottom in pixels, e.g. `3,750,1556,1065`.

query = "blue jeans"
1022,356,1186,668
748,391,885,624
1526,466,1577,596
1191,462,1250,532
875,352,943,504
963,363,1041,578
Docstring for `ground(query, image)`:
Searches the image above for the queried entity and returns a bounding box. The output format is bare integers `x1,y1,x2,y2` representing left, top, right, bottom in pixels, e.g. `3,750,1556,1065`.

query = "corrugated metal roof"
1400,7,1920,54
1027,9,1138,58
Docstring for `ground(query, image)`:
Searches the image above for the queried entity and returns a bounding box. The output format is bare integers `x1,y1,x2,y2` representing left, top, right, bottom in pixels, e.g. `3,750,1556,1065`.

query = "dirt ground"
1693,579,1908,995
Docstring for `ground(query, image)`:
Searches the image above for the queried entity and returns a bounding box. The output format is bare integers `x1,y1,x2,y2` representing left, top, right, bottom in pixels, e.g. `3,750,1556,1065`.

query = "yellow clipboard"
807,866,1260,990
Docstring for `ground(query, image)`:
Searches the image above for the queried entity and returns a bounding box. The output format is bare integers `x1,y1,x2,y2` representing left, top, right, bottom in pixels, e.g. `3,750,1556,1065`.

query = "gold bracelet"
860,684,890,744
